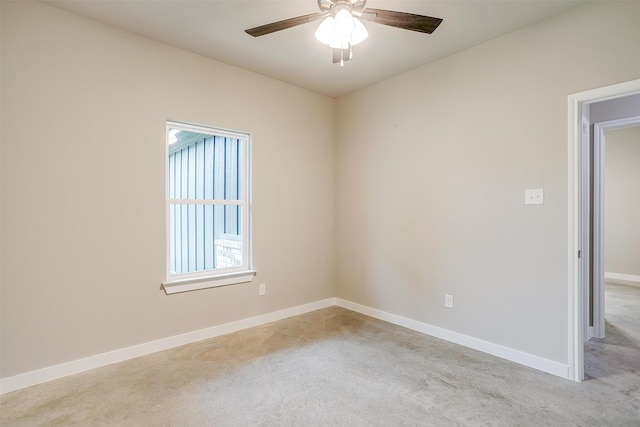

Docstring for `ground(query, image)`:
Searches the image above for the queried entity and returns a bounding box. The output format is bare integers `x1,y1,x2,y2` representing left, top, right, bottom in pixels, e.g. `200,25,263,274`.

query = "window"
162,121,254,294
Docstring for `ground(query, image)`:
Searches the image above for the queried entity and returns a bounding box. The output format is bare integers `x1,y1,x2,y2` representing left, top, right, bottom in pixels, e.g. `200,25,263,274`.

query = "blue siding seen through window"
168,130,242,274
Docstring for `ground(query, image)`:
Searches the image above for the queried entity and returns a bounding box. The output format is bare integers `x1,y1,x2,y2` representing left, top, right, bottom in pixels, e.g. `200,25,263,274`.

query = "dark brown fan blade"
245,12,323,37
333,48,352,64
360,8,443,34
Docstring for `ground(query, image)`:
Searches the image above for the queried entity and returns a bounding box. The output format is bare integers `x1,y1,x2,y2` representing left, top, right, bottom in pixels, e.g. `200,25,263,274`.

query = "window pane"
168,129,242,201
169,204,243,274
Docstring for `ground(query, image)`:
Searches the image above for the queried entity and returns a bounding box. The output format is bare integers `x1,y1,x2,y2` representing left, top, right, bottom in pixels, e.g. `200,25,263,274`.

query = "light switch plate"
444,294,454,309
525,189,544,205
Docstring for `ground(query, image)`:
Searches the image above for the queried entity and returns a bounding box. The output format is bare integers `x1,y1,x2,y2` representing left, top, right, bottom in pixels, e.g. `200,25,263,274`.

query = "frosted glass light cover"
315,16,336,45
351,18,368,45
333,9,355,37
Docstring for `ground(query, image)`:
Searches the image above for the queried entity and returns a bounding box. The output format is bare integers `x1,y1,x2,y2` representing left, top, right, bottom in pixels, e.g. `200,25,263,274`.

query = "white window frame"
161,120,254,294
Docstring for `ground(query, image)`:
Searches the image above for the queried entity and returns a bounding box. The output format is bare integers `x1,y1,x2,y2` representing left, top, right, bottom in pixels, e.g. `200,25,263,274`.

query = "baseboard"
605,272,640,284
0,298,336,395
1,296,572,394
335,298,570,380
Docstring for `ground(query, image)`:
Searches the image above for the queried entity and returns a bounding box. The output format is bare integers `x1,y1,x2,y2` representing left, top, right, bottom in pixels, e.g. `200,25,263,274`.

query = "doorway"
567,79,640,382
590,114,640,340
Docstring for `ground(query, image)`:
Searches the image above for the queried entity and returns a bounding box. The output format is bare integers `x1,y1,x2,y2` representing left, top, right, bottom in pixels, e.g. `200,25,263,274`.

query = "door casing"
567,79,640,382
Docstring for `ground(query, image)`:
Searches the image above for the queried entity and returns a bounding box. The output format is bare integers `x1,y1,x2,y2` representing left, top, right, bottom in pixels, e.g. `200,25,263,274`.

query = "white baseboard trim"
1,296,572,394
335,298,570,380
605,272,640,284
0,298,336,395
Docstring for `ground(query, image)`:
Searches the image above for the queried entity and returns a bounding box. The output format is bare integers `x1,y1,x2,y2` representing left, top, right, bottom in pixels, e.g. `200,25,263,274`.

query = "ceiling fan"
245,0,443,66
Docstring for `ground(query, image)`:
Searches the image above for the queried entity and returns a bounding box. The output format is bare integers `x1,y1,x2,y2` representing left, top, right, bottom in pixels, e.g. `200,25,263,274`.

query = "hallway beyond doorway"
584,281,640,390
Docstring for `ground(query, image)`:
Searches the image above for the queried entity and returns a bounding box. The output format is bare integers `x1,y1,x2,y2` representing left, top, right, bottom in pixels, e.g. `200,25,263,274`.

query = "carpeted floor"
1,283,639,426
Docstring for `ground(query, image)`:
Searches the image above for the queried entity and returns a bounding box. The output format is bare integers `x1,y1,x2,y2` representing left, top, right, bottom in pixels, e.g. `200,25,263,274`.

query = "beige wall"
604,126,640,276
336,1,640,363
0,1,336,377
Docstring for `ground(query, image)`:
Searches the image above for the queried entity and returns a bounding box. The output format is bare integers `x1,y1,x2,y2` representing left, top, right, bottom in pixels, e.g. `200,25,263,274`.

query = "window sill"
161,270,257,295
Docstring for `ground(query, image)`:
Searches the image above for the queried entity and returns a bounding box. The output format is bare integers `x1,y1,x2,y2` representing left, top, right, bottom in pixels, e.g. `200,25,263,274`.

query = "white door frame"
581,115,593,342
592,115,640,339
567,79,640,382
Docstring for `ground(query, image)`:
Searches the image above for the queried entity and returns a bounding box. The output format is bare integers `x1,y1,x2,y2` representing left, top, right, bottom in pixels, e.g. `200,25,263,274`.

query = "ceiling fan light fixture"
315,9,368,49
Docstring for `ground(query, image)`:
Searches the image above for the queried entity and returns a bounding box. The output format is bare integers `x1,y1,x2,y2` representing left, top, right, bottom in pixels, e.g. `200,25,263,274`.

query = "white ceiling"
44,0,585,98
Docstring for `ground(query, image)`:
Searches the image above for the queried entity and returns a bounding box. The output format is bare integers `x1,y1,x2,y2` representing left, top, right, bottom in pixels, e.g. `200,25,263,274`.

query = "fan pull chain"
340,44,353,68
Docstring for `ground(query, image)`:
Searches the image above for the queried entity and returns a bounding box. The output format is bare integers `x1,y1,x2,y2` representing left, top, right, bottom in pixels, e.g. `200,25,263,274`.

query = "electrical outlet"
444,294,454,309
259,283,266,296
525,188,544,205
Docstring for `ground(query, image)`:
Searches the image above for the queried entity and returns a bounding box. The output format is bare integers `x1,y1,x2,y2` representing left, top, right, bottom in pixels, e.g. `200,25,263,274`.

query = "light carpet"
1,288,639,426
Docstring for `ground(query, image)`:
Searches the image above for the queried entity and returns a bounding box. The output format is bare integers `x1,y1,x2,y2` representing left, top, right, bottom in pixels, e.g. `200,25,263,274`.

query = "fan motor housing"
318,0,367,14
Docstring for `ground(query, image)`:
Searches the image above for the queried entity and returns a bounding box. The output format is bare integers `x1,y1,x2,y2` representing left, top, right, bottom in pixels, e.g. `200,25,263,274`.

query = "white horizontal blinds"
168,128,243,275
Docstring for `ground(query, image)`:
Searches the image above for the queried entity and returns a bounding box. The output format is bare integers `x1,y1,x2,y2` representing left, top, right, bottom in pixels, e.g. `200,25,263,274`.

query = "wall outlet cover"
525,188,544,205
